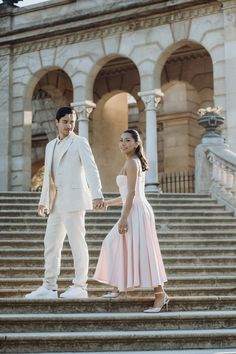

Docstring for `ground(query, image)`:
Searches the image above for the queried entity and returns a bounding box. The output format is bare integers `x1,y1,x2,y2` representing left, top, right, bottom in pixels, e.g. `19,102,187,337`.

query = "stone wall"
0,0,235,191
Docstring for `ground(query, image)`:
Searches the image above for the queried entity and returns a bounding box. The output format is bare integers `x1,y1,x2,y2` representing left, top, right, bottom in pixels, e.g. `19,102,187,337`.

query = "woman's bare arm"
118,159,138,234
106,196,122,207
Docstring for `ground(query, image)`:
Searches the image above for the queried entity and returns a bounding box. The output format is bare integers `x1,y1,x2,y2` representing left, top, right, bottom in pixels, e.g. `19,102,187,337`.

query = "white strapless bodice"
116,174,147,204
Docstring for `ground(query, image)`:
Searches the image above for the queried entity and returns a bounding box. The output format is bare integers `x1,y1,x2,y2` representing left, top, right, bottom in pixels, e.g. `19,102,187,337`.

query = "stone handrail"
205,146,236,214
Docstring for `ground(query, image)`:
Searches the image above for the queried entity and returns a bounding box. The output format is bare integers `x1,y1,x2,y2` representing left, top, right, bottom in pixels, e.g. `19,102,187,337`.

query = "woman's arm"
118,159,138,234
106,196,122,207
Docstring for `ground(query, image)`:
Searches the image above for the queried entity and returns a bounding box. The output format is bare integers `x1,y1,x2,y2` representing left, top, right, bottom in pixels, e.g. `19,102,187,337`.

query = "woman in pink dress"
93,129,168,313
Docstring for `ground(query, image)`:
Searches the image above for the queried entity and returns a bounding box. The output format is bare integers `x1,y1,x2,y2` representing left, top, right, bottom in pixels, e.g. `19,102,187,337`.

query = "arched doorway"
158,42,213,192
30,69,73,190
91,57,141,192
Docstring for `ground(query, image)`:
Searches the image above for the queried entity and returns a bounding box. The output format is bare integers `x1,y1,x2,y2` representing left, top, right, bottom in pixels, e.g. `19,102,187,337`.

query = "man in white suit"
25,107,104,299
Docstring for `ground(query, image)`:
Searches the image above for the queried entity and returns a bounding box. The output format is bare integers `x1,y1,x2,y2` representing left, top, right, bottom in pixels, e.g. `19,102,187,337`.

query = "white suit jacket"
39,132,103,212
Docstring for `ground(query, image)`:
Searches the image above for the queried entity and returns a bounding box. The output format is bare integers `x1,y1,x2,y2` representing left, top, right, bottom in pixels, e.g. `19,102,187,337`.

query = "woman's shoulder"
126,158,140,172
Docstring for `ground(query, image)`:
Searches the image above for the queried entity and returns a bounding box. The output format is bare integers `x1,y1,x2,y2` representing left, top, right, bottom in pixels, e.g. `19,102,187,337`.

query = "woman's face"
119,132,138,155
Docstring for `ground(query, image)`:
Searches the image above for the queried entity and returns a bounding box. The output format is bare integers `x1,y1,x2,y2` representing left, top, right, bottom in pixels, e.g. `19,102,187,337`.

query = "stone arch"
152,26,225,108
84,53,141,102
154,40,213,88
90,56,142,191
22,66,73,191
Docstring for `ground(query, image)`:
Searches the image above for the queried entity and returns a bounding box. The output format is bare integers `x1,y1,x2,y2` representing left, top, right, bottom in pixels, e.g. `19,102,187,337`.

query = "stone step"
0,276,235,289
0,195,212,203
0,209,233,217
0,247,235,257
1,216,236,224
1,238,236,249
1,230,236,240
0,255,235,267
1,265,236,278
25,350,236,354
1,285,235,298
0,296,235,314
0,230,236,243
0,203,226,211
0,192,209,198
0,328,235,352
0,197,218,205
1,222,236,231
0,310,235,333
0,191,209,198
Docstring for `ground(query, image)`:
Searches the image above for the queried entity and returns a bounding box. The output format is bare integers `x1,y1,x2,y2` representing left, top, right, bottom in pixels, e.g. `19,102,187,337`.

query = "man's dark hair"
56,107,74,121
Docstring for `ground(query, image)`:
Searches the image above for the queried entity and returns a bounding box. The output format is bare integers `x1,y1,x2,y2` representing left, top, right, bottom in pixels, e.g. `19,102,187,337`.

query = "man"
25,107,104,299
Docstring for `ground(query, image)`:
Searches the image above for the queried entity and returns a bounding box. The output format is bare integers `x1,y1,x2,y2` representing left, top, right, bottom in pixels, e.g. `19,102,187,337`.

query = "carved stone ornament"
206,151,216,164
197,106,225,138
71,101,96,122
138,90,164,111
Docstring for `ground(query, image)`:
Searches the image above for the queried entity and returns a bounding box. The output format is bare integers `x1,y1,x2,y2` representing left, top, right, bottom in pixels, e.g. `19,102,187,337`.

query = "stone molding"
166,50,209,64
0,45,11,56
220,0,236,10
99,63,136,78
9,3,222,55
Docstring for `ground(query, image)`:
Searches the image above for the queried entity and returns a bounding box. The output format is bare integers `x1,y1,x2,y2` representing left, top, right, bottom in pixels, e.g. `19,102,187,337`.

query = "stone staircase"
0,191,236,353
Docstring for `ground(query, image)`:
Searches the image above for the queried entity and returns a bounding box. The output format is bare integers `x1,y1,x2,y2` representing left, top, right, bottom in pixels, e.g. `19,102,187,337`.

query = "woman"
93,129,168,313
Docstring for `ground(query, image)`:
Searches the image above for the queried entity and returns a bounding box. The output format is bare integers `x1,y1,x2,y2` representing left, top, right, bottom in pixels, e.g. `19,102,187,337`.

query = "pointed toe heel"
144,292,169,313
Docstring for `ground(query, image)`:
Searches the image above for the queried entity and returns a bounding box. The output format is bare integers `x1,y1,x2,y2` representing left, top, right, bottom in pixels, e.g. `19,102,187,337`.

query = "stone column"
138,89,164,192
71,100,96,140
0,46,11,190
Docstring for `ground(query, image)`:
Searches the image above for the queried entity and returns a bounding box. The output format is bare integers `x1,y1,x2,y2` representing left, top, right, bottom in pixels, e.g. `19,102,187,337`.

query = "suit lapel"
58,133,74,165
47,140,57,176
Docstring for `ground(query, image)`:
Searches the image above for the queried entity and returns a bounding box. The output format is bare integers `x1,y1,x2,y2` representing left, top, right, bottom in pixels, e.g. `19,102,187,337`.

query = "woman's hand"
118,216,128,235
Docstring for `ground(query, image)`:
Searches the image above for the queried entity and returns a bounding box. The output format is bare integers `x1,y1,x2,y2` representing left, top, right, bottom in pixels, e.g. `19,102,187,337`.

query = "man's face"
55,112,76,139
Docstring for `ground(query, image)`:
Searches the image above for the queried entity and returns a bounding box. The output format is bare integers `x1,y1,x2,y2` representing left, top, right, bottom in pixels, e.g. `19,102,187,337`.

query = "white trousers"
42,193,88,290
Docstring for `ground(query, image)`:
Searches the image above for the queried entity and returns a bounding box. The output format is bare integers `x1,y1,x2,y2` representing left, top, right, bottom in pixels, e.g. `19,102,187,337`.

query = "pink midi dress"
93,173,167,292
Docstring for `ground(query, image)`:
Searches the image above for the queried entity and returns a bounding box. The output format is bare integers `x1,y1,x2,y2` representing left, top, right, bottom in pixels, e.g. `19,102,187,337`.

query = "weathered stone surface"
0,192,236,352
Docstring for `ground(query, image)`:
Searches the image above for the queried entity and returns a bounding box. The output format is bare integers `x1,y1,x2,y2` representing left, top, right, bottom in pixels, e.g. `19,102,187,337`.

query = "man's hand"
93,198,104,210
38,205,48,217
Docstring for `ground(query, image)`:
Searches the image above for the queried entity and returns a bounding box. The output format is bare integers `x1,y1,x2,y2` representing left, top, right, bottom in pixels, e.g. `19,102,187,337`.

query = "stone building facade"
0,0,236,192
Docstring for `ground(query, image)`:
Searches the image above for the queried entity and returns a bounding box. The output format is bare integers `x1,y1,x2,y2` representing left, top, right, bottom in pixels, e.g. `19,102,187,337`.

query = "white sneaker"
60,286,88,299
25,286,58,299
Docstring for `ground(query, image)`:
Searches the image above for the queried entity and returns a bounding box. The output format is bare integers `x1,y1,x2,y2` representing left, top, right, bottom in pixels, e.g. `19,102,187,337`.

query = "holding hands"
93,199,107,210
38,205,48,217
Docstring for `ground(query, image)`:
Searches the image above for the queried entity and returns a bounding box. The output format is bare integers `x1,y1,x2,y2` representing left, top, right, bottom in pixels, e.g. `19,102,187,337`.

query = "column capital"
71,100,96,121
138,89,164,111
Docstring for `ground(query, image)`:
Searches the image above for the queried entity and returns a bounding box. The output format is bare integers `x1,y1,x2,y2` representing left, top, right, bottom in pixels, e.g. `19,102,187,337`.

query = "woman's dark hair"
123,129,149,171
56,107,75,121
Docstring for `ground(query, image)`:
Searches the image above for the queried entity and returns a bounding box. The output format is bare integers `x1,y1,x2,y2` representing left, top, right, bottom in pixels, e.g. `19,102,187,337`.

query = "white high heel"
144,292,169,313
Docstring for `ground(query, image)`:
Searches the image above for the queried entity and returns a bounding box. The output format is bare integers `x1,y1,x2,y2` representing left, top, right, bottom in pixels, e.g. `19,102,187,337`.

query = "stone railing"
195,107,236,215
206,146,236,214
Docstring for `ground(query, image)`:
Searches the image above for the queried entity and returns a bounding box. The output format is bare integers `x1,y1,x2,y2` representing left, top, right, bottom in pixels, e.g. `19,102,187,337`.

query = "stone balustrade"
206,147,236,214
